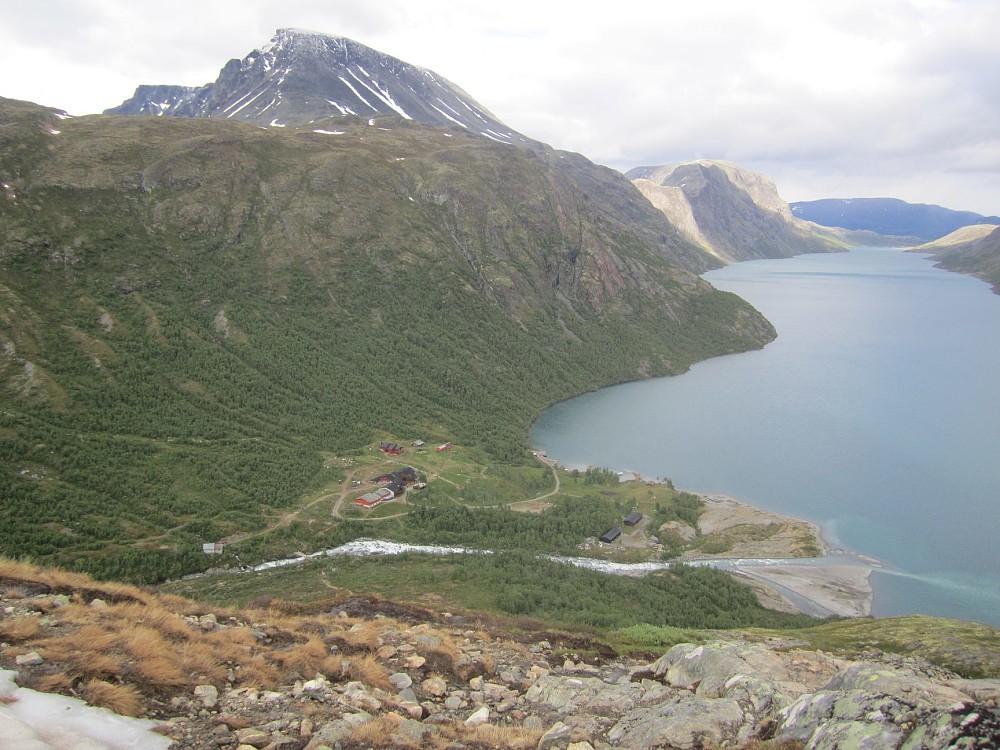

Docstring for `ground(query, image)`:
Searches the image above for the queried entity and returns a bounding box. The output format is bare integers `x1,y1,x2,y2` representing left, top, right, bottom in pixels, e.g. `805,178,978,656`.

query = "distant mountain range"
107,28,527,146
628,161,841,262
790,197,1000,243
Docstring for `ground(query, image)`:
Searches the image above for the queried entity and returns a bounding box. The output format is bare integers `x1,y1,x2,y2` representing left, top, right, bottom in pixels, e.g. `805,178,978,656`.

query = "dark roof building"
379,442,404,455
599,528,622,544
624,512,643,526
373,467,418,485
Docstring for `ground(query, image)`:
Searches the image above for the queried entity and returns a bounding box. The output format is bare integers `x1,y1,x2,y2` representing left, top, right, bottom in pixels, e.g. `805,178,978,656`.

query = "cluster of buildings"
599,511,643,544
355,466,420,508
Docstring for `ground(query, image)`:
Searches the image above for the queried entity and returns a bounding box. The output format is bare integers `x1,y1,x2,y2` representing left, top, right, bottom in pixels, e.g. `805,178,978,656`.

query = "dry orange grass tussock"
118,625,187,687
178,641,227,685
0,614,43,642
344,653,392,691
82,678,145,717
271,635,329,678
461,723,545,750
232,654,282,690
103,601,191,640
348,715,405,747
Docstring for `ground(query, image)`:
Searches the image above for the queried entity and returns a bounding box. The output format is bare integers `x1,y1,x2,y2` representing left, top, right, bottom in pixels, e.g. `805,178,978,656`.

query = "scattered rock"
15,651,43,667
537,721,573,750
464,706,489,726
193,684,219,708
390,673,413,691
421,676,448,697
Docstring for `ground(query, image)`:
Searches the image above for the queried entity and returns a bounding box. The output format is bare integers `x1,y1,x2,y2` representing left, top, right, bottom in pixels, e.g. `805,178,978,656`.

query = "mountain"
627,160,841,262
106,28,527,146
790,197,1000,243
911,224,1000,293
0,95,773,579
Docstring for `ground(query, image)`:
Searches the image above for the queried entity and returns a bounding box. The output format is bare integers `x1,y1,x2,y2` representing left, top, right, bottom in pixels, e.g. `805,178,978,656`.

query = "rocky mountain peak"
628,160,840,262
105,28,526,145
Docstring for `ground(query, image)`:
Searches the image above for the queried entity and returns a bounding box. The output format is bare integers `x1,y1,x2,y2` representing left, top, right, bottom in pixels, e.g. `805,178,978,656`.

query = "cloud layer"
2,0,998,213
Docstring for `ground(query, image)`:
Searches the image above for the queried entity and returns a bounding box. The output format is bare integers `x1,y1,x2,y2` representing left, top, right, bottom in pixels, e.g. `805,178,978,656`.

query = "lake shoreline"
548,460,877,619
679,492,875,618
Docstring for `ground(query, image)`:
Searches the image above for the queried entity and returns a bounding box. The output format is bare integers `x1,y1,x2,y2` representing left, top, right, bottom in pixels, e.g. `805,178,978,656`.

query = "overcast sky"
2,0,998,214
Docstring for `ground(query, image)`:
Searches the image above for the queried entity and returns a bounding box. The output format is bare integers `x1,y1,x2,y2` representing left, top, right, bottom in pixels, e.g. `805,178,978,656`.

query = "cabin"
355,487,396,508
202,542,224,555
599,528,622,544
437,442,453,452
379,442,404,455
624,512,643,527
373,467,419,485
412,440,426,447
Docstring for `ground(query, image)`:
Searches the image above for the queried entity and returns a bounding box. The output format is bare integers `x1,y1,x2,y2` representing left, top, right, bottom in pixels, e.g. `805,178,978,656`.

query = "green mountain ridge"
0,97,774,578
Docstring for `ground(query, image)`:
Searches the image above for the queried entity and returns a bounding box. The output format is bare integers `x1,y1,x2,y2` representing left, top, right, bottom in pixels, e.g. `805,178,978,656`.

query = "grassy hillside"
913,225,1000,294
0,97,775,580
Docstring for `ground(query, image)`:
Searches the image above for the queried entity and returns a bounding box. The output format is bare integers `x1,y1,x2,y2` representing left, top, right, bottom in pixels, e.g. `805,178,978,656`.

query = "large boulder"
608,696,748,750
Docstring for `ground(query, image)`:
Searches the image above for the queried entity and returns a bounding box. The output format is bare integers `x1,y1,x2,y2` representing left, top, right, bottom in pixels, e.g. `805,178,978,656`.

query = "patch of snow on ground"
327,100,355,116
0,669,172,749
313,129,345,135
226,88,267,118
480,131,510,143
428,103,468,128
458,99,490,123
53,112,72,119
47,129,60,135
346,69,412,120
269,119,285,127
339,76,378,112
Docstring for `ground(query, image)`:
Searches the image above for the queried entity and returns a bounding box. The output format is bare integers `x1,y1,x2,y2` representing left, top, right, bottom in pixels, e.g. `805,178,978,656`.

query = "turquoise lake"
530,247,1000,626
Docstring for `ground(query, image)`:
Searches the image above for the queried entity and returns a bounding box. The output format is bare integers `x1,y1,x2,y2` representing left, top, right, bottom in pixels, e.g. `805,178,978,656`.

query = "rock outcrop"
138,637,999,750
3,572,999,749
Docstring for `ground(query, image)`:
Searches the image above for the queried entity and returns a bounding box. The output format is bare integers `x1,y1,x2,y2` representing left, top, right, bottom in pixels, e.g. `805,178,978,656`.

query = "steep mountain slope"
0,97,773,578
107,28,527,146
912,224,1000,293
790,197,1000,243
628,160,840,261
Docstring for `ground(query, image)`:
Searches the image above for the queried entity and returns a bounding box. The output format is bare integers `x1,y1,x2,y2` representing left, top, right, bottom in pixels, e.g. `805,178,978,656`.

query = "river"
530,247,1000,627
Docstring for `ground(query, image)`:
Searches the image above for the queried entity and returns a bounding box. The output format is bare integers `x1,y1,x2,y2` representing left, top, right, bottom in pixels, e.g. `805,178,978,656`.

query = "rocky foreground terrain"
2,560,999,749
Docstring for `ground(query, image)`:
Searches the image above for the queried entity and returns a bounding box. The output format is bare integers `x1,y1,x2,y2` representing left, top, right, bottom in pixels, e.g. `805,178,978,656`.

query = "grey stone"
465,706,489,726
421,676,448,697
233,728,270,748
391,718,428,743
389,672,413,691
609,697,747,750
15,651,43,667
823,664,971,708
537,721,572,750
194,684,219,708
652,642,792,692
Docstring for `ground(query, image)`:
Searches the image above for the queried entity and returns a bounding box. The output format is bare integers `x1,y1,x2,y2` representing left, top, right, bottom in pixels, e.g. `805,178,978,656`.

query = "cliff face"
629,160,842,262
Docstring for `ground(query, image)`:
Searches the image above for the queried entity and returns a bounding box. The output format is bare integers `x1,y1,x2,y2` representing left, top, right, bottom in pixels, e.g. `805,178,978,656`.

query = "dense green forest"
0,98,774,577
164,551,822,632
